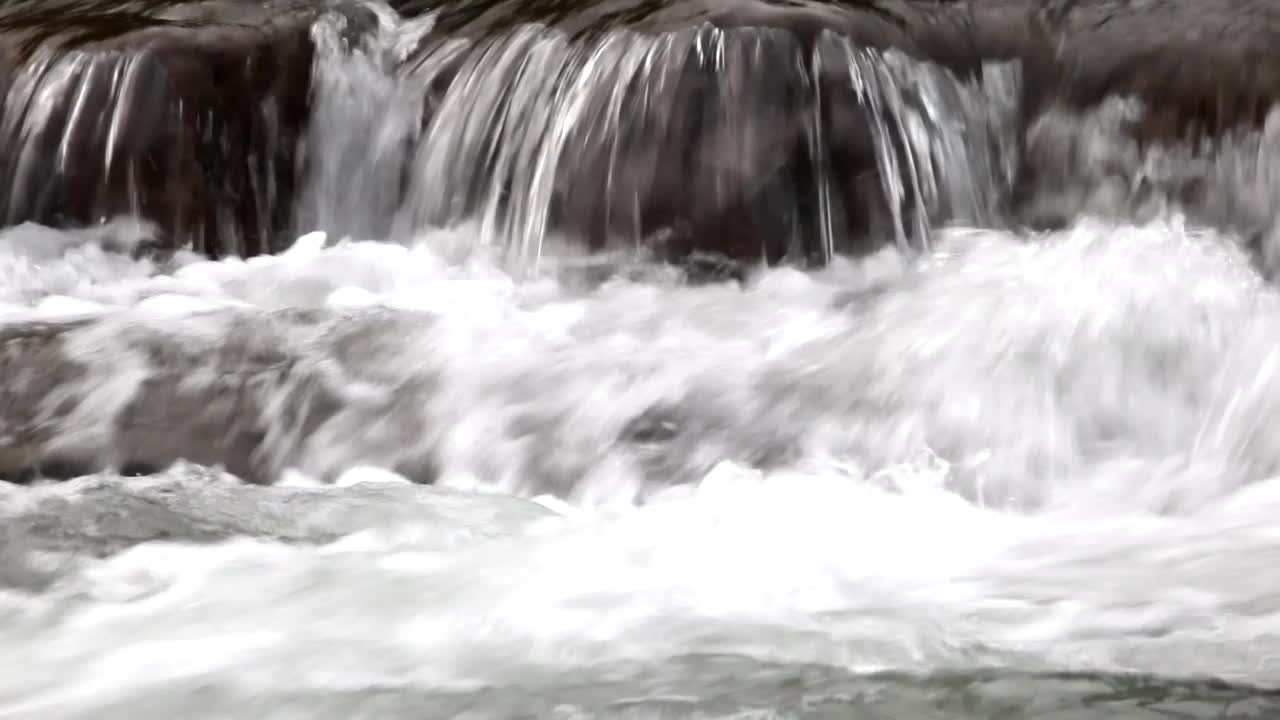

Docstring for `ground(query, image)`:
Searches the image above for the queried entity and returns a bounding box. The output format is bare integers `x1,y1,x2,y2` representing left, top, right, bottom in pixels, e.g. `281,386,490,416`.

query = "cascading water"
0,47,157,226
297,8,1020,264
4,1,1280,718
293,3,437,241
0,1,310,257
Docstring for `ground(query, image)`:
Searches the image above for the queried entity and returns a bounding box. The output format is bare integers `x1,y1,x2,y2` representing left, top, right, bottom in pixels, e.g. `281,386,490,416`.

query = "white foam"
2,215,1280,714
333,465,412,487
31,295,107,318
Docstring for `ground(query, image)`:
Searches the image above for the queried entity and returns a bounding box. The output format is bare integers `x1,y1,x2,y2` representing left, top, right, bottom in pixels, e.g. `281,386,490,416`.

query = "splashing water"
3,214,1280,717
5,1,1280,718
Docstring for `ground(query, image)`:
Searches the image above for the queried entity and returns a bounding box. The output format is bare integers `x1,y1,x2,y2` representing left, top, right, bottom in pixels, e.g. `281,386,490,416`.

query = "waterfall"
2,0,1277,267
296,4,1022,266
293,3,437,241
0,47,160,230
1021,96,1280,272
820,33,1021,251
8,3,1280,713
0,9,309,257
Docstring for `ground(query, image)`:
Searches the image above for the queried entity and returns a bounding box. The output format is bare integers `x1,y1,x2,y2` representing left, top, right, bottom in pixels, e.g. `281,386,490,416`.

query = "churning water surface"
2,2,1280,715
2,216,1280,718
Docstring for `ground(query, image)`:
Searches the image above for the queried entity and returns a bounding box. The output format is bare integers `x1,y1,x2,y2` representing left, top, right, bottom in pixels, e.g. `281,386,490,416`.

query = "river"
2,1,1280,718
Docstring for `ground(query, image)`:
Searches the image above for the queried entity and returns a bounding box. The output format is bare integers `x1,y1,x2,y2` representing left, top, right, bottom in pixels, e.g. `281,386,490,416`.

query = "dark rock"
4,0,1280,264
0,308,444,486
679,252,750,286
0,0,317,257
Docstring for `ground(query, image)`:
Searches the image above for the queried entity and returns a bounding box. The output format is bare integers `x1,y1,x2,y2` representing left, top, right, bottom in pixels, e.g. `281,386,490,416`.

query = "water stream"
3,1,1280,718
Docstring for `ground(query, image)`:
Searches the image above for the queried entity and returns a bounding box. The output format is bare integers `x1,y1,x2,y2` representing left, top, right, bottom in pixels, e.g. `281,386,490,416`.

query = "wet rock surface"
0,306,444,486
0,0,315,256
0,463,552,584
3,1,1279,262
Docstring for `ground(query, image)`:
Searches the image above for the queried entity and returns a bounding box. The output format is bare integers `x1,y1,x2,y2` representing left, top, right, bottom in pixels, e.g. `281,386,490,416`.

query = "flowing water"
356,21,1019,260
3,1,1280,718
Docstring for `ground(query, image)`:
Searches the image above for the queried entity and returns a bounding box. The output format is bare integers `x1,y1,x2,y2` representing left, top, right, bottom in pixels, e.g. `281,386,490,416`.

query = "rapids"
3,217,1280,717
3,0,1280,717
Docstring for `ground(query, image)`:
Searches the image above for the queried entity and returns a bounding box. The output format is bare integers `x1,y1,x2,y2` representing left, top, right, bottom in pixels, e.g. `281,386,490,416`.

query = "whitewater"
1,213,1280,718
2,0,1280,717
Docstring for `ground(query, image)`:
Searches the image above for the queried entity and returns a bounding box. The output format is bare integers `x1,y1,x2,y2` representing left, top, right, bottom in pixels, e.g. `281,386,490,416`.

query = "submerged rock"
0,307,443,486
0,461,552,566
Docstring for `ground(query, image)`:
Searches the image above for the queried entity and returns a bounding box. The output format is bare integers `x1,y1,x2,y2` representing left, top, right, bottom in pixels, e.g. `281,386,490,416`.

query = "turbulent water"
4,215,1280,718
5,1,1280,718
